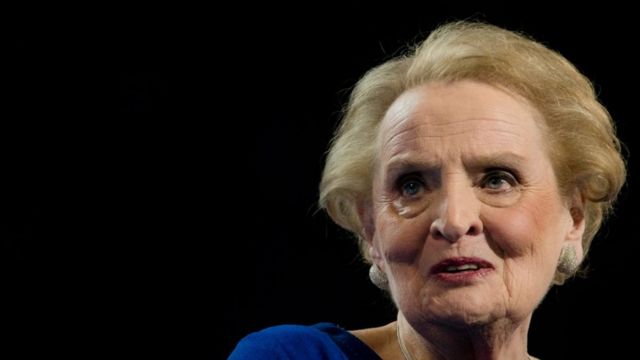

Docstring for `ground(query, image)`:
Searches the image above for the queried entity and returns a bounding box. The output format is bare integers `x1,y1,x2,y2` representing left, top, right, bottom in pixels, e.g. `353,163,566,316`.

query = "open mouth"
430,257,494,275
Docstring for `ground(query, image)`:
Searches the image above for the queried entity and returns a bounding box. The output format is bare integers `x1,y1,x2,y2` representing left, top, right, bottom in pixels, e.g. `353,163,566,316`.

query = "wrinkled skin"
360,80,585,359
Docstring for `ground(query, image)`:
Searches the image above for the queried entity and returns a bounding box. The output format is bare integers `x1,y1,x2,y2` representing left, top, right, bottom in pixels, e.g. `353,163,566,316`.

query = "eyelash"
480,169,519,192
395,168,520,197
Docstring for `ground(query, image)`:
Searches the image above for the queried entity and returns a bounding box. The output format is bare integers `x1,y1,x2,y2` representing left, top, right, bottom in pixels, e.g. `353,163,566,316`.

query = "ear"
357,199,383,263
357,199,375,244
564,190,586,259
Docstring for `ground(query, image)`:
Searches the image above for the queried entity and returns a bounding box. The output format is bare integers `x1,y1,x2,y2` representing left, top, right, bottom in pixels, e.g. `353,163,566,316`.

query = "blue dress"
228,323,381,359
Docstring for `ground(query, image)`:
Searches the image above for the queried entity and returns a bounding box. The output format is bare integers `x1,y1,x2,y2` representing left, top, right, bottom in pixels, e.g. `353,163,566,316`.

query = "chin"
418,294,507,328
430,309,499,329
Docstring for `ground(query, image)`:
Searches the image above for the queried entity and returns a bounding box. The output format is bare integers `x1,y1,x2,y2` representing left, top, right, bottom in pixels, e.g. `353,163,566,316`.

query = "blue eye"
400,177,424,197
482,171,517,192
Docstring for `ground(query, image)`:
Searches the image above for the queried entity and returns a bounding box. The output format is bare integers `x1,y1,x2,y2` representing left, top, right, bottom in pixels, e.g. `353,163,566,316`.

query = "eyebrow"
463,153,528,171
383,152,527,176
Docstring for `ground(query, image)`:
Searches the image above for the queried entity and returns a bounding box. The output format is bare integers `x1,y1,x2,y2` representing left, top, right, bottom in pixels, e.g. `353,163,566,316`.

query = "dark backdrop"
6,4,638,359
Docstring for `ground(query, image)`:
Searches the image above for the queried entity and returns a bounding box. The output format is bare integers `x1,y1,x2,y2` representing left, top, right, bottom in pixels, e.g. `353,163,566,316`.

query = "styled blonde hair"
319,21,626,266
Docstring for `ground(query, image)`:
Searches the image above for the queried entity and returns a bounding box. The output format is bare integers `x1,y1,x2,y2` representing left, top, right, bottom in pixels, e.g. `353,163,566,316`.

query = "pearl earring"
553,245,579,285
369,265,389,291
557,245,578,275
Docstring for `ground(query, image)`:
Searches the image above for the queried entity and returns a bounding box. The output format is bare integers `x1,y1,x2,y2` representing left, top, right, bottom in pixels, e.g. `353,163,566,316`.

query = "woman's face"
365,80,584,328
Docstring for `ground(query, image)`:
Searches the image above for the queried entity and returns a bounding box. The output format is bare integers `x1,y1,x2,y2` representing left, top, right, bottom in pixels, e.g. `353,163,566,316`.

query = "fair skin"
352,80,585,360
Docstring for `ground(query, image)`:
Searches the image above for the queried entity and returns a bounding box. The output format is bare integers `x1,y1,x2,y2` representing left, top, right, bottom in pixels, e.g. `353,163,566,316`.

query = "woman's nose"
429,182,483,242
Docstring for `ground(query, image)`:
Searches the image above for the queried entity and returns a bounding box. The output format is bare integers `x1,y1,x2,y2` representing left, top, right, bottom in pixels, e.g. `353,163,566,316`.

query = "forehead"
378,81,545,161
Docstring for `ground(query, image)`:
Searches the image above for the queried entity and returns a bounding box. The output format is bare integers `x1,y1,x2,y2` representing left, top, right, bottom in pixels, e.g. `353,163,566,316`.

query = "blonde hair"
319,21,626,265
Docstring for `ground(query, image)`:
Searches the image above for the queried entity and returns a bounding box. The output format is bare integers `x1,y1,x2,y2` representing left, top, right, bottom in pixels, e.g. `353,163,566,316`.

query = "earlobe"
368,245,383,263
357,199,376,245
566,190,586,247
563,191,586,262
555,195,586,285
358,199,384,265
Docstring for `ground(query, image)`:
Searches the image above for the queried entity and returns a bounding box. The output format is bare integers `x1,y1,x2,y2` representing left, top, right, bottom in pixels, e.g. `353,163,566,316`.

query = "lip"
429,257,494,283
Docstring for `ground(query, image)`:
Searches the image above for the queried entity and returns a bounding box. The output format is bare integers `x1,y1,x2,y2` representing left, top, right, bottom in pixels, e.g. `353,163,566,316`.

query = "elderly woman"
229,21,625,360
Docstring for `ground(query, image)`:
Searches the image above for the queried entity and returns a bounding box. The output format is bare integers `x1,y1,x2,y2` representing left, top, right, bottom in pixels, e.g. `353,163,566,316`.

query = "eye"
481,170,518,192
398,175,425,198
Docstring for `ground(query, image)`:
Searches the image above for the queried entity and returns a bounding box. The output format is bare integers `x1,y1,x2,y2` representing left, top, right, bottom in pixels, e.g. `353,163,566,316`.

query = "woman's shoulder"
233,323,336,349
228,322,381,359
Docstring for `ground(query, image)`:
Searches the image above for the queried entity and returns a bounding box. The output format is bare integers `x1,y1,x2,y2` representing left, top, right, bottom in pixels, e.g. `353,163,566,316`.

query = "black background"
6,4,638,359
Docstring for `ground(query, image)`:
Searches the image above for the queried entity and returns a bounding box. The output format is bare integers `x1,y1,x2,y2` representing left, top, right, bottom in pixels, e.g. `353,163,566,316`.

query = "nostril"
466,224,481,236
430,218,483,242
429,219,446,240
431,227,446,240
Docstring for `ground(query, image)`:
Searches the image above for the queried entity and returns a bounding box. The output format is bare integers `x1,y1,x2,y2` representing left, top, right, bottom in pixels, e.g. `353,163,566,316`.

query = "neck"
397,312,532,360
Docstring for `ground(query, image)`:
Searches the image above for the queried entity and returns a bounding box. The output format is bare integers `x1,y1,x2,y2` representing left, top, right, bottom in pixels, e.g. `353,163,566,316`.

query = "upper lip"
429,257,494,274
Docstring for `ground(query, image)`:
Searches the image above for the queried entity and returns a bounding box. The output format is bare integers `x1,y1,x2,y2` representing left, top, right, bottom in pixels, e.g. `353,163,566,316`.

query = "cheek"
375,209,429,263
484,196,568,302
484,193,567,258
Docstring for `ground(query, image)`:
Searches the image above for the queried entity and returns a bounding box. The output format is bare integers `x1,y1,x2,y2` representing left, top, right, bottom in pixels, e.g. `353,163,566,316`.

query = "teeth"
445,264,479,272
